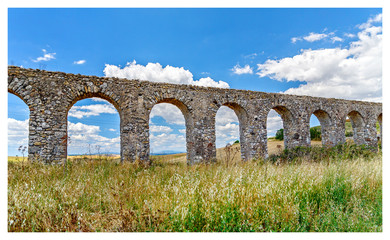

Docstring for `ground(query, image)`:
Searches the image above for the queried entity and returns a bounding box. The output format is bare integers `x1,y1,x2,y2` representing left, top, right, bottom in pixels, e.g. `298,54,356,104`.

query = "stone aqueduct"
8,66,382,164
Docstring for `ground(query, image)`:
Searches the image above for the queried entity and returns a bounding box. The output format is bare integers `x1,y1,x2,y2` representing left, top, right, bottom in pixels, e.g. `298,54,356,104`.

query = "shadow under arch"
346,110,365,145
309,109,332,146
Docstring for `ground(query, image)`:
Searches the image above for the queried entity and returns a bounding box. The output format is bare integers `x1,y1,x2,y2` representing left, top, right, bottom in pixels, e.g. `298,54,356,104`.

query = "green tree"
275,129,284,140
310,126,322,140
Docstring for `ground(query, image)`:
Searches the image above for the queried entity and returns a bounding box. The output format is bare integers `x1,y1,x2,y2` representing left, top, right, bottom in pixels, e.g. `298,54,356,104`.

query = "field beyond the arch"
8,141,382,232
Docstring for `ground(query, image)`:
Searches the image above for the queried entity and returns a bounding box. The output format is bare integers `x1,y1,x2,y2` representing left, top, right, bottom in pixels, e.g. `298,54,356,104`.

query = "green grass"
8,144,382,232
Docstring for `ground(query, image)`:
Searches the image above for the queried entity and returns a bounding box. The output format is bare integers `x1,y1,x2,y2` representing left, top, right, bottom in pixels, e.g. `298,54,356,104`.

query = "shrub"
267,142,379,164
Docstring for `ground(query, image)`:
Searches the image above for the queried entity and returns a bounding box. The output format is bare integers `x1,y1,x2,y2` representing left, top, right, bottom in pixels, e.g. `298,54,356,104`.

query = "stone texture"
8,66,382,164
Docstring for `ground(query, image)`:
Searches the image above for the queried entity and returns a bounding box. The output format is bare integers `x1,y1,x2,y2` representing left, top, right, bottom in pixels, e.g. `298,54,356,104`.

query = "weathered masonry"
8,66,382,164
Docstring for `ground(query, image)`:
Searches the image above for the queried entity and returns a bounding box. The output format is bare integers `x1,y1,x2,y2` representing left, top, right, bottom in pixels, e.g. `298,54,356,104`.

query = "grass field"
8,141,381,232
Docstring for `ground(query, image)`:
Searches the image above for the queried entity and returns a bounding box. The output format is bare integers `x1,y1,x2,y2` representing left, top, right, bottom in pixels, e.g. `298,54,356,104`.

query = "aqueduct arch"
377,113,382,143
346,110,365,145
309,109,332,146
8,66,382,164
147,98,193,162
216,102,248,160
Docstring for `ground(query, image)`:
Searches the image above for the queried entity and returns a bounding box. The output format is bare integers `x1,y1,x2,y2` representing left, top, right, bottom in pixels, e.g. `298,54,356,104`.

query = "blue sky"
8,8,382,156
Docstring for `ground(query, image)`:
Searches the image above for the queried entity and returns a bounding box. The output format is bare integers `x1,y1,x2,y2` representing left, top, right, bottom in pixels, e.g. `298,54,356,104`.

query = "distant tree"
234,140,239,144
310,126,322,140
275,129,284,140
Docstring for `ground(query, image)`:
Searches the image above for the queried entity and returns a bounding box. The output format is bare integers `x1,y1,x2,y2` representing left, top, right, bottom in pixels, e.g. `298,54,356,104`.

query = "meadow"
8,141,382,232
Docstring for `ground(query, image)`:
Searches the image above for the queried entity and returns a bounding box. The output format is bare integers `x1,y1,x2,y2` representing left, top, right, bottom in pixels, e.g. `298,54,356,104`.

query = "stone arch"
345,110,365,145
151,98,193,126
216,102,249,160
377,113,382,143
8,91,31,159
65,93,122,160
8,88,32,110
66,92,121,116
308,109,332,146
148,98,193,162
267,105,295,149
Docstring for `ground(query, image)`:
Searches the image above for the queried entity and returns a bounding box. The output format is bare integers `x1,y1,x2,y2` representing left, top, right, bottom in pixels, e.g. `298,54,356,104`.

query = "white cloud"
150,125,173,134
91,97,109,102
257,14,382,102
8,118,29,153
216,122,239,147
292,32,329,43
68,121,120,154
292,31,343,44
303,32,328,42
291,37,301,43
150,103,185,125
215,106,239,147
74,60,86,65
68,104,118,119
331,36,343,43
108,128,116,132
231,64,253,75
344,33,355,38
150,133,186,153
244,53,258,59
32,49,56,62
193,77,230,88
68,121,100,135
358,13,382,29
266,110,283,137
215,106,239,126
104,60,229,88
178,129,186,134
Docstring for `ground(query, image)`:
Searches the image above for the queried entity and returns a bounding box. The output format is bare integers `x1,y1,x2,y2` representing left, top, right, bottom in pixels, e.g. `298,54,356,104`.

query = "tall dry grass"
8,144,381,232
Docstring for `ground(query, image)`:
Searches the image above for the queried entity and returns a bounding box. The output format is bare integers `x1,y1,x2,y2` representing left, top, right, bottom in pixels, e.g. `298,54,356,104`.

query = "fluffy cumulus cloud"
32,49,56,62
258,14,382,102
231,64,253,75
150,103,185,125
68,104,118,119
8,118,29,153
104,60,229,88
68,121,120,154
